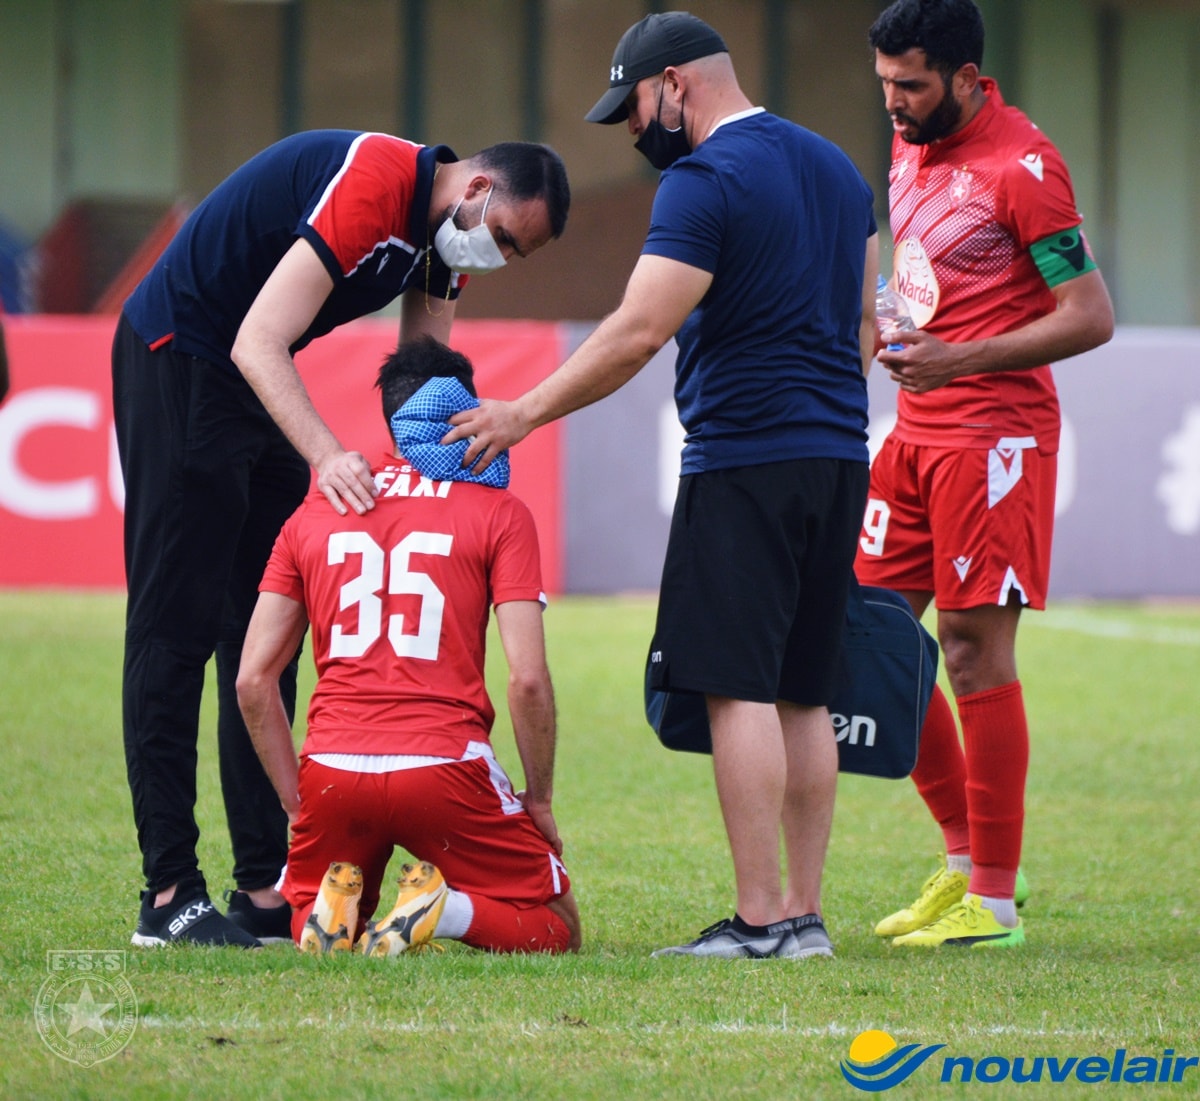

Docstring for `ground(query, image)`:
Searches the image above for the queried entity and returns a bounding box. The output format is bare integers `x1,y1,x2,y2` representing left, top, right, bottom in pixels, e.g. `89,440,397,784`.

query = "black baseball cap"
585,11,728,125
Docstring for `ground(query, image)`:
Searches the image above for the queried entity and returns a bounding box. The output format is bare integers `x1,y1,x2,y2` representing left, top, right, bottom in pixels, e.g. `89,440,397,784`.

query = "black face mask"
635,83,691,170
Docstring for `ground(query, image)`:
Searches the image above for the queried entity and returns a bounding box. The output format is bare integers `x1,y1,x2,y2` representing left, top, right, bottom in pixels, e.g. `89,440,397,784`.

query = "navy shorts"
649,458,868,706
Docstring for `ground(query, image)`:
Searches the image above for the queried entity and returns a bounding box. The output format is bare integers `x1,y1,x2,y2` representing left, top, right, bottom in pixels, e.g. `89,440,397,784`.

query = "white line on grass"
135,1016,1106,1041
1029,610,1200,647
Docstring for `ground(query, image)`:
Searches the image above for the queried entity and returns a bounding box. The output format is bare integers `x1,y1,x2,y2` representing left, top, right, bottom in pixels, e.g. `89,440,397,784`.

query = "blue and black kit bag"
644,577,938,779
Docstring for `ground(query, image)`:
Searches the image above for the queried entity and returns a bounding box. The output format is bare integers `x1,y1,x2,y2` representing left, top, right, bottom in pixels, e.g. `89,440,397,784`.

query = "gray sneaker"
776,913,834,959
651,917,798,959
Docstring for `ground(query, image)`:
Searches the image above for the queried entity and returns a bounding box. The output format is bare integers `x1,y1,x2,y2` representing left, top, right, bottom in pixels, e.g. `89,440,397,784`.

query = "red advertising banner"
0,317,563,590
0,317,124,587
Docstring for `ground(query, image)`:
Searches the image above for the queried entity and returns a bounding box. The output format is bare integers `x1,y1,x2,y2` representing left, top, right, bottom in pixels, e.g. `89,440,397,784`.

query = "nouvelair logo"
1019,152,1045,181
168,900,214,937
841,1031,945,1091
952,556,972,582
840,1031,1200,1091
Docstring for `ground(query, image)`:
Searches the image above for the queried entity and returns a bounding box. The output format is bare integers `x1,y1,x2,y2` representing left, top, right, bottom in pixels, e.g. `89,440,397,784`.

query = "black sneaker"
651,916,799,959
132,881,261,948
224,889,293,945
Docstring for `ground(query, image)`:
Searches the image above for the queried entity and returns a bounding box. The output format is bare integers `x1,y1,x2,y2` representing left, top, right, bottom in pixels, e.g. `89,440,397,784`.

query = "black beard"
901,84,964,145
436,199,478,234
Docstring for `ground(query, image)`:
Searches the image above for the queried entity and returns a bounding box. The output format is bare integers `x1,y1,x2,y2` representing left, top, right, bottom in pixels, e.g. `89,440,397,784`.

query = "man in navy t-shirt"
114,132,569,948
447,13,879,958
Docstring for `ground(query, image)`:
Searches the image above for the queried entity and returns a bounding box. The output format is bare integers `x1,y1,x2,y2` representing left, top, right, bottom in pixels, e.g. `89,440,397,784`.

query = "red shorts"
854,435,1057,610
281,749,570,925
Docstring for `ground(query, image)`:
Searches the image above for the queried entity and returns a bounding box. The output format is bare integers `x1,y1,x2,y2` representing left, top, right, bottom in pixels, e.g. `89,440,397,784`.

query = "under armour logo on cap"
585,11,727,125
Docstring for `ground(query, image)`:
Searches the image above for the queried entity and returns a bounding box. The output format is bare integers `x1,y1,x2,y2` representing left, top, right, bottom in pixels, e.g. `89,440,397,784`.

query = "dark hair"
868,0,984,79
376,335,477,423
472,142,571,239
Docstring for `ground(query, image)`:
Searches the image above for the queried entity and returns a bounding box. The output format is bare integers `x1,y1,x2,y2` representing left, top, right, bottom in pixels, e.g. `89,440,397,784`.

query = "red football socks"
959,680,1029,899
911,684,970,856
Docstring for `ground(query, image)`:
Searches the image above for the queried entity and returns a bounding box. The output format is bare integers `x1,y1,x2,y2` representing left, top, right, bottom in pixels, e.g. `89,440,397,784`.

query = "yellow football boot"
358,862,448,957
299,861,364,954
891,893,1025,948
874,856,969,937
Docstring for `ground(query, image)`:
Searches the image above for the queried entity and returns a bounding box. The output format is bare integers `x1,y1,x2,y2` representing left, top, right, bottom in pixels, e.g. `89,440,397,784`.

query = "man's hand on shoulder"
442,397,533,474
317,449,378,515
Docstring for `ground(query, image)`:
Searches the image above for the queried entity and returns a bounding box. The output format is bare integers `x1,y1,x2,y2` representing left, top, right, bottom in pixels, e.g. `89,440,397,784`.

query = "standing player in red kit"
859,0,1113,946
237,337,579,956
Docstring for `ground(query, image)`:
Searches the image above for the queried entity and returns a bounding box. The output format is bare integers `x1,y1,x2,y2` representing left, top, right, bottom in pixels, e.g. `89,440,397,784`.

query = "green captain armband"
1030,226,1097,288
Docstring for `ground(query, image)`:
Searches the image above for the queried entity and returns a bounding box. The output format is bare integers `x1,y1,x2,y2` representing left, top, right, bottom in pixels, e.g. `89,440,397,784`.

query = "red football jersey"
259,455,545,758
887,78,1087,448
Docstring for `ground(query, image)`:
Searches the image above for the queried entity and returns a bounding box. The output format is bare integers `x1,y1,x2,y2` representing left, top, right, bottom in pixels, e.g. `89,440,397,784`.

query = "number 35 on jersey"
326,530,453,661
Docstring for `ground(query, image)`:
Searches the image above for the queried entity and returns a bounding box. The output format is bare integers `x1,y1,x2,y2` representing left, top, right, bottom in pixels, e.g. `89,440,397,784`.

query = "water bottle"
875,274,916,351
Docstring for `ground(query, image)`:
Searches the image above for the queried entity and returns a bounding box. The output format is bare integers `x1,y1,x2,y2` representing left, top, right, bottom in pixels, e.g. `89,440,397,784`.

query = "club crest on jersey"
948,168,974,208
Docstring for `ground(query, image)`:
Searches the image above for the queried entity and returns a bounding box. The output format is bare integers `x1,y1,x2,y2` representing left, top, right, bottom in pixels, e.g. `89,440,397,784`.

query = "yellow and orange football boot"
299,861,364,954
358,862,448,957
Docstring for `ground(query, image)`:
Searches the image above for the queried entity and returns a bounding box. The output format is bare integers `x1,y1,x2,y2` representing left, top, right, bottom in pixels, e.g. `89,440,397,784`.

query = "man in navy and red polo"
114,129,569,948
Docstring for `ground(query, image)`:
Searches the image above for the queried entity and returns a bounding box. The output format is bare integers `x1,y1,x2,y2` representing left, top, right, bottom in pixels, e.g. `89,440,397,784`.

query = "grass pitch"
1,591,1197,1099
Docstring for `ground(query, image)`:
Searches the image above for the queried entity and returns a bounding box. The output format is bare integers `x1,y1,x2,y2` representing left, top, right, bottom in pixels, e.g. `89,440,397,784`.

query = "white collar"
707,106,766,139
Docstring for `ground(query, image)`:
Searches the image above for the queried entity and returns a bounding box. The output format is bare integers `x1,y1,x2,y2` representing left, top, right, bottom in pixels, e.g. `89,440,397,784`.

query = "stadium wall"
1,318,1199,599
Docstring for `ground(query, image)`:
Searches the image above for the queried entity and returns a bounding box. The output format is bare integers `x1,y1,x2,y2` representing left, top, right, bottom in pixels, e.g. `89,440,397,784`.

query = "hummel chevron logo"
168,899,213,937
1019,153,1044,181
953,556,972,582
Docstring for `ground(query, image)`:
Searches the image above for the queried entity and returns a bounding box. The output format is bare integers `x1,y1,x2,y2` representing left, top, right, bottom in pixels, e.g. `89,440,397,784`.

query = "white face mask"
433,186,507,276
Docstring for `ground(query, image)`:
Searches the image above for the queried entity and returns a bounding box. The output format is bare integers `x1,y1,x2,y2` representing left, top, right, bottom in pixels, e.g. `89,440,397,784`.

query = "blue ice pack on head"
388,377,510,489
